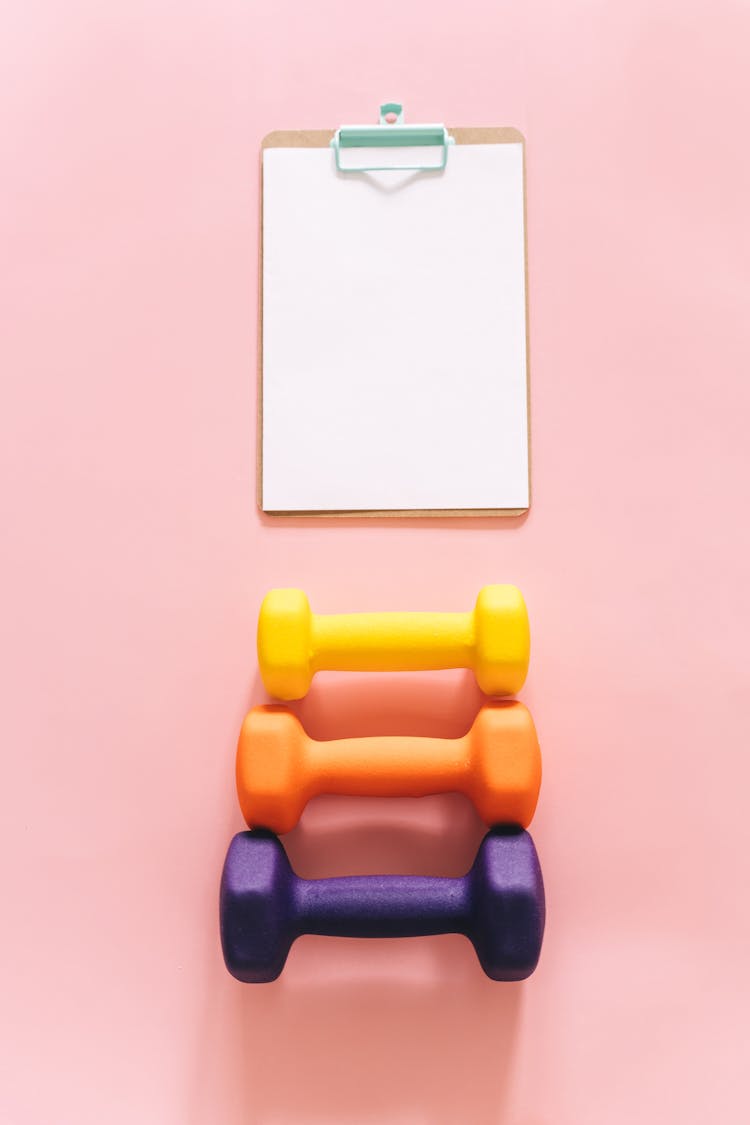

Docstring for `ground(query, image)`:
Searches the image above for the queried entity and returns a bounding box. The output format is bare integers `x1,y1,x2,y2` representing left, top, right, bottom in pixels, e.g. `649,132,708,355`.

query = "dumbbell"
257,585,530,700
220,829,545,982
237,701,541,834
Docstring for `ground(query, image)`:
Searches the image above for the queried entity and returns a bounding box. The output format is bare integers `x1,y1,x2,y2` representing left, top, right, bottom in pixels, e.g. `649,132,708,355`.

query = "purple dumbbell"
220,829,545,982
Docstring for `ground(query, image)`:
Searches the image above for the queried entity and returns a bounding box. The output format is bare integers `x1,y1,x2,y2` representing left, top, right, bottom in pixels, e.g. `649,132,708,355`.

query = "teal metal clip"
331,103,455,172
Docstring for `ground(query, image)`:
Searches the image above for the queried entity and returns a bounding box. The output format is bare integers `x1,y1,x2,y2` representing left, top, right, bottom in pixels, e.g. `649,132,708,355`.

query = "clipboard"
258,105,531,518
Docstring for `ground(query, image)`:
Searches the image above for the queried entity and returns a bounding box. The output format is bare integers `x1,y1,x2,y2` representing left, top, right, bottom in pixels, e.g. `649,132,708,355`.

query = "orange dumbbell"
236,702,541,834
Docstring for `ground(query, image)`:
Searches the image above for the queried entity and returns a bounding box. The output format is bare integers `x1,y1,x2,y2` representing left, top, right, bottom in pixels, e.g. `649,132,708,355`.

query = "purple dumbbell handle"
296,875,469,938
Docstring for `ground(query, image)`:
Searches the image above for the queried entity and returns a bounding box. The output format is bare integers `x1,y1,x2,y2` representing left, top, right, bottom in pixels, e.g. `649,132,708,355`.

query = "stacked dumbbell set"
220,585,545,982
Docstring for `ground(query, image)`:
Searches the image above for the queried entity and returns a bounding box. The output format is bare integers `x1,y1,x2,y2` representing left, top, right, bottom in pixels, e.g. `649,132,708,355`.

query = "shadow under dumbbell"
283,793,485,877
237,940,523,1124
189,905,526,1125
291,667,487,741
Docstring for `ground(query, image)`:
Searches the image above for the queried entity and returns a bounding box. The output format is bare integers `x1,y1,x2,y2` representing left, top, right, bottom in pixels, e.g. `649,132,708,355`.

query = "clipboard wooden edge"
257,126,532,519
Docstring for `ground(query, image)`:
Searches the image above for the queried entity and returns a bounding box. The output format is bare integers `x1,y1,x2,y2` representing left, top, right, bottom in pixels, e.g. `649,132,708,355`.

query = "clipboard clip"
331,103,455,172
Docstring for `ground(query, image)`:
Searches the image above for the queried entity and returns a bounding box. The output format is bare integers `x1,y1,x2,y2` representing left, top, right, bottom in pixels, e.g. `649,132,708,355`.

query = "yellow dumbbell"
257,585,530,700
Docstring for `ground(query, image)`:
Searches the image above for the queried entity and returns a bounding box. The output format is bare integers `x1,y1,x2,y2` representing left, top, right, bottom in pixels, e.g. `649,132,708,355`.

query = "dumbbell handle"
312,612,473,672
303,732,469,794
296,874,468,938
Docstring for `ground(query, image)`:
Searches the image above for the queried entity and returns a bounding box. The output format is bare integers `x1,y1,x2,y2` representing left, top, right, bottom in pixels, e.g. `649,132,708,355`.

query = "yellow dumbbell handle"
312,612,473,672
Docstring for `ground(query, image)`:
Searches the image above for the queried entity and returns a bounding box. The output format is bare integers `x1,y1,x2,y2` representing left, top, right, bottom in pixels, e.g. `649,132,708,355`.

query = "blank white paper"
261,142,529,512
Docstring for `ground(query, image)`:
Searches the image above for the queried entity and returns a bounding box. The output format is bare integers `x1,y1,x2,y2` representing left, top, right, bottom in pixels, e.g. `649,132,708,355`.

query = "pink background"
2,1,749,1122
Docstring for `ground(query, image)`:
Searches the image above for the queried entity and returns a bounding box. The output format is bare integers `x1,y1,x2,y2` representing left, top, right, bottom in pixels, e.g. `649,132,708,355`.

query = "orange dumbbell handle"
304,732,471,796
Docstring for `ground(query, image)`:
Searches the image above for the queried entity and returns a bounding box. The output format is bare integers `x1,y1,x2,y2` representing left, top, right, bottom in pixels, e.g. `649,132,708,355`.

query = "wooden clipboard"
258,122,531,519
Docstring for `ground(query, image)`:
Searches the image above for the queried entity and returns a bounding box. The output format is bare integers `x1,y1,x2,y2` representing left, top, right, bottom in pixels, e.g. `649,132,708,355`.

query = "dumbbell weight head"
220,832,296,985
473,585,530,696
466,702,541,826
257,588,314,701
236,706,309,834
470,829,545,980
